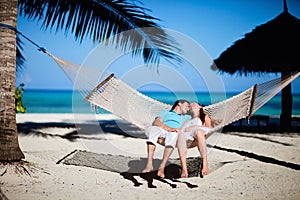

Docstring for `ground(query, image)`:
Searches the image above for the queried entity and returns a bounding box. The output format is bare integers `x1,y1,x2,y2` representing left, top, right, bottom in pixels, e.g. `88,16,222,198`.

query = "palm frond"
16,35,25,76
18,0,182,65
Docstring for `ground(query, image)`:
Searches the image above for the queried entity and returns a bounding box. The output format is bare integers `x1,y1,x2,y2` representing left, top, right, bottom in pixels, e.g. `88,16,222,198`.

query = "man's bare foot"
181,168,188,178
202,160,209,175
142,165,153,173
157,168,165,178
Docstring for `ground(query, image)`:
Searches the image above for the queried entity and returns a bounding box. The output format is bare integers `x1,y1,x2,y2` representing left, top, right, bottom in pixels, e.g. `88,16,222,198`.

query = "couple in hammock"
142,99,212,178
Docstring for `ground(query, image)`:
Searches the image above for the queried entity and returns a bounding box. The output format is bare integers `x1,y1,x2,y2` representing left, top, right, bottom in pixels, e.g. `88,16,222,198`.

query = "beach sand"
1,113,300,200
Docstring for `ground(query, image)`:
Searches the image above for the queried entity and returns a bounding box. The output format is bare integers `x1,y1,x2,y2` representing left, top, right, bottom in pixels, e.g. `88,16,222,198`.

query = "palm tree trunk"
0,0,24,161
280,71,292,131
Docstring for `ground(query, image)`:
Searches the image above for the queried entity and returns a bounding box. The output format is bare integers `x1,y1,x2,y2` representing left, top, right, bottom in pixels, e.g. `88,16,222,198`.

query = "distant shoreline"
16,113,120,124
16,113,300,128
21,88,300,96
20,88,300,115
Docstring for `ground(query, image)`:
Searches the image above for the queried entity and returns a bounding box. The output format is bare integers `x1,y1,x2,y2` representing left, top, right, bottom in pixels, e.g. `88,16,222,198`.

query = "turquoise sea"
22,89,300,116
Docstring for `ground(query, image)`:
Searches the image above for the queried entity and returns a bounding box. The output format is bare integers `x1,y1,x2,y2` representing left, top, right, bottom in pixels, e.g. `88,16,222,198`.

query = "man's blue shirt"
157,110,191,128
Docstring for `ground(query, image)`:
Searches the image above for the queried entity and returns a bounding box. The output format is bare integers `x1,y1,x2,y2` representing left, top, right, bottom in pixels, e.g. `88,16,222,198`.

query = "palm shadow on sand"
17,120,145,141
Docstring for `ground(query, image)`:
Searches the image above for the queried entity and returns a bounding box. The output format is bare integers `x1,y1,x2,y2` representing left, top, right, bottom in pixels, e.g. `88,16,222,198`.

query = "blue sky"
16,0,300,93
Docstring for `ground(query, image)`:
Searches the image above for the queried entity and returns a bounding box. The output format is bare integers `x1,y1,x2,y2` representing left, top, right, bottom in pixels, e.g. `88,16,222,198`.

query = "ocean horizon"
21,89,300,116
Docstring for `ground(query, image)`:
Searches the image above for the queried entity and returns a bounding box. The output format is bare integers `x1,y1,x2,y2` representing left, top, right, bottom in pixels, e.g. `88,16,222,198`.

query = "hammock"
44,51,300,139
3,22,298,148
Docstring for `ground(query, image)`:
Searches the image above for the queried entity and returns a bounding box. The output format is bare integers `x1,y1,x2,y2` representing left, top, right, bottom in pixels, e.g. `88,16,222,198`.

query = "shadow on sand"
18,119,300,187
120,164,198,188
60,150,201,188
223,115,300,133
17,120,145,141
209,144,300,170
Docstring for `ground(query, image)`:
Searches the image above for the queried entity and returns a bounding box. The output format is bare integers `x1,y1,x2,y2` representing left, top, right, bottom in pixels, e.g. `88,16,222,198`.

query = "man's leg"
143,126,164,173
157,146,174,178
177,133,188,178
194,130,209,175
142,142,156,173
157,132,178,178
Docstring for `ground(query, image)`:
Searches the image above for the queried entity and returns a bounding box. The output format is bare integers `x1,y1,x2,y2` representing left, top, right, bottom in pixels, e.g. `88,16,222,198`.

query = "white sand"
1,113,300,200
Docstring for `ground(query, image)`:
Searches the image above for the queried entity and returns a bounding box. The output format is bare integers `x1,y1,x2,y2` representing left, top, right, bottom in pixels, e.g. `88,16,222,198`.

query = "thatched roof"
213,3,300,75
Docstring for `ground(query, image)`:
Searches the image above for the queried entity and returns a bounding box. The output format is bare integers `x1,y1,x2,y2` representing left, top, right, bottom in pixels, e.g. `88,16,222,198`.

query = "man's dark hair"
170,99,190,111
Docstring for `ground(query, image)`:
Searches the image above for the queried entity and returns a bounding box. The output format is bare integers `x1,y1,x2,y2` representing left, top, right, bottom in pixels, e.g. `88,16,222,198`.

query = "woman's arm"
184,125,201,132
203,115,212,128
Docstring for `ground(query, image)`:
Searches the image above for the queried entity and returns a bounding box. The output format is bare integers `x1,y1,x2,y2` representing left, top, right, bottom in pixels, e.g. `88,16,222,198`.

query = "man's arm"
152,117,178,132
152,117,164,127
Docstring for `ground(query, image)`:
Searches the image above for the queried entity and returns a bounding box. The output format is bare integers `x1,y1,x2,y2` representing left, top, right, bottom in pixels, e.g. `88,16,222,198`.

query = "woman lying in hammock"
177,102,212,178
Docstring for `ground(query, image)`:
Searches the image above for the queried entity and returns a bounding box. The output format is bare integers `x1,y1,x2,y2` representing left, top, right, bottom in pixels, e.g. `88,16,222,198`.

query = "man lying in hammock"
142,99,191,178
177,102,212,178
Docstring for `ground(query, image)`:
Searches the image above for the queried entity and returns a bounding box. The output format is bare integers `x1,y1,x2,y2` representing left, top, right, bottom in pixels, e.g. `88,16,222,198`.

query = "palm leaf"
18,0,182,65
16,35,25,76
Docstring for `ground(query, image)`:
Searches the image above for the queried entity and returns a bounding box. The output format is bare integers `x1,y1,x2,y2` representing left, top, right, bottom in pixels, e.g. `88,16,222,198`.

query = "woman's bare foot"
157,168,165,178
181,168,188,178
202,160,209,175
142,165,153,173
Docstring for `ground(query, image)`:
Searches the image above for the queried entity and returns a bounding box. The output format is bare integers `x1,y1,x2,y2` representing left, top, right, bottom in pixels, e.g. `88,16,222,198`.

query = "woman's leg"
177,133,188,178
194,130,209,175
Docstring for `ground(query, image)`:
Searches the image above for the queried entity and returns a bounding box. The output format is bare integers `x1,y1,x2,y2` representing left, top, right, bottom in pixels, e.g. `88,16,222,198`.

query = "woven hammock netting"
46,51,300,137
